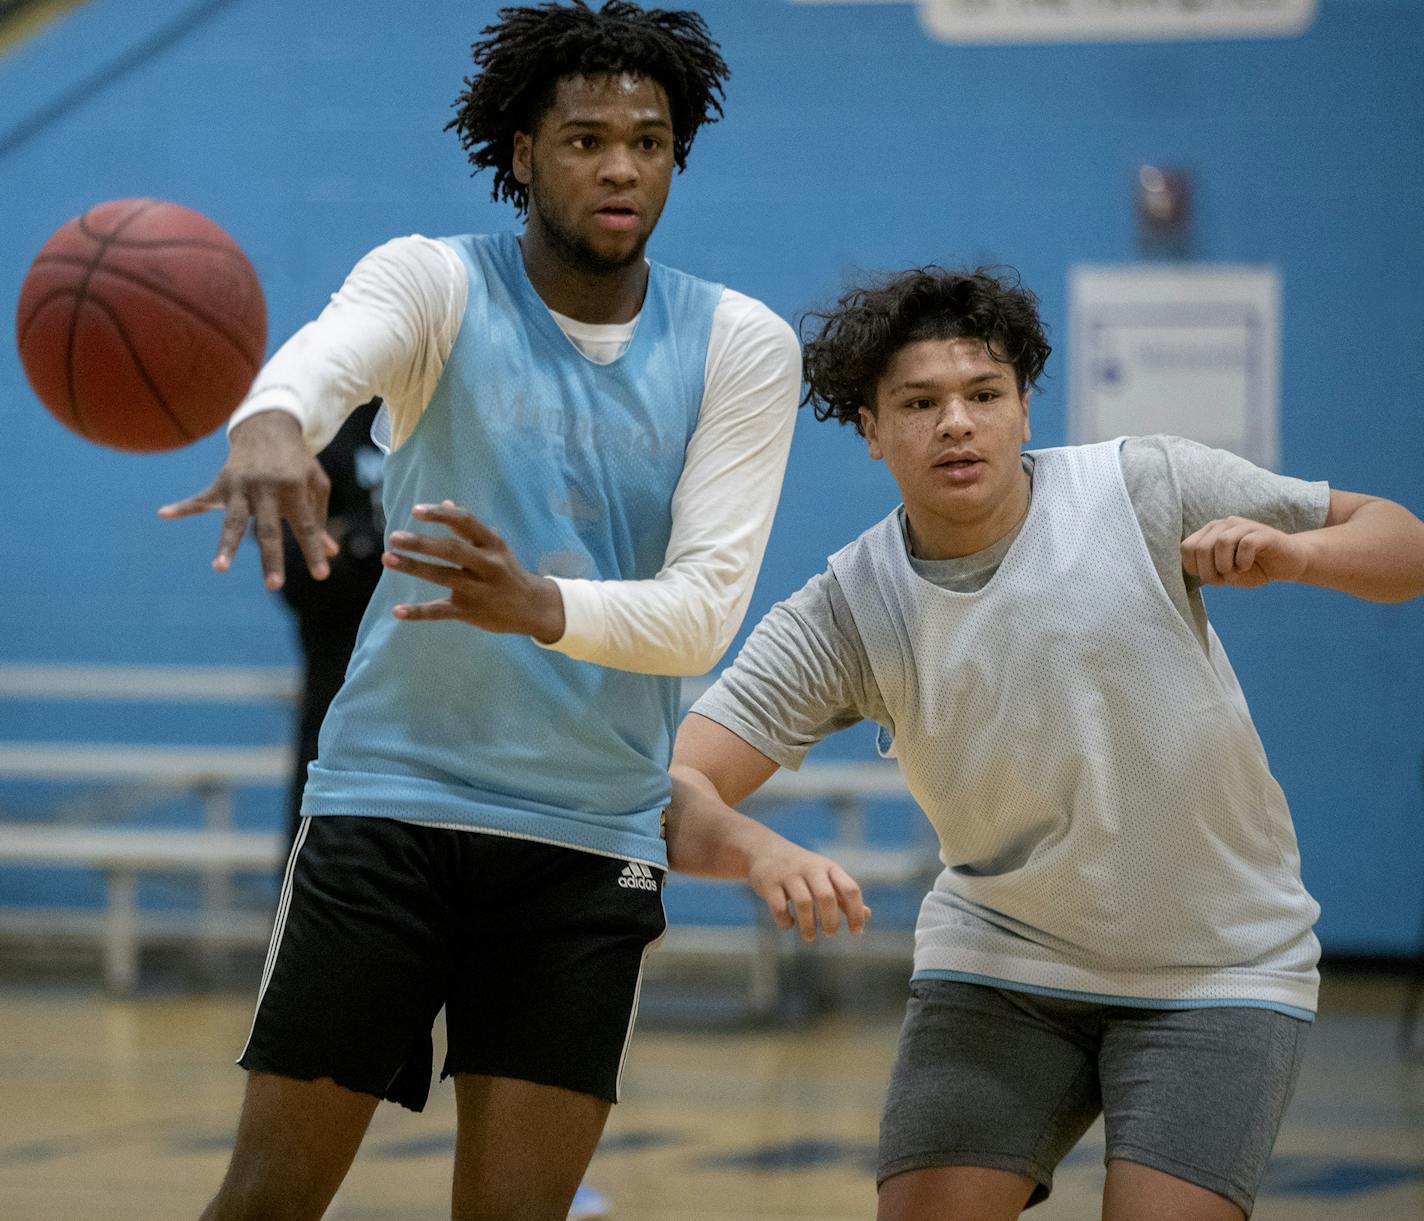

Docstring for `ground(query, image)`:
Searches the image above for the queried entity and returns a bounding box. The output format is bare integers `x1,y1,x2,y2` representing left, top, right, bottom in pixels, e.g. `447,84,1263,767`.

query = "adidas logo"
618,861,659,892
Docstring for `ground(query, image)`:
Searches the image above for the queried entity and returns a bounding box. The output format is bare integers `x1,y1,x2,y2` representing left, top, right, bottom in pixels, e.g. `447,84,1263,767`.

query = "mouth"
594,203,640,232
931,454,984,485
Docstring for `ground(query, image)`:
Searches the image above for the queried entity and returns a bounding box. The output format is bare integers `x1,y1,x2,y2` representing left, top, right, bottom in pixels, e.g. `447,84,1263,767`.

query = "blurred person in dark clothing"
277,397,385,853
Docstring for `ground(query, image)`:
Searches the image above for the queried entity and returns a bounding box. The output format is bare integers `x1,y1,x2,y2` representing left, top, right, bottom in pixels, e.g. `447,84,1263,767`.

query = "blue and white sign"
1069,266,1280,469
791,0,1318,44
917,0,1317,42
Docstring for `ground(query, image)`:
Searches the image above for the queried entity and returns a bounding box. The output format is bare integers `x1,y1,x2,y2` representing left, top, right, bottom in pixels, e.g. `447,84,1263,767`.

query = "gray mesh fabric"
828,440,1320,1012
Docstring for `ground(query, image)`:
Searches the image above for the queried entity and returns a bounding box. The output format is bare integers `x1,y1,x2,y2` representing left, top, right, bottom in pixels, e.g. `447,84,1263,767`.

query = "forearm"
1301,498,1424,602
667,765,784,879
668,759,871,940
545,558,750,675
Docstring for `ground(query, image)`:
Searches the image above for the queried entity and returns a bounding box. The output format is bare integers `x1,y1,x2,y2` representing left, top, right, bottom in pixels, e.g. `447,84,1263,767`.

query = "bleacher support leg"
105,869,138,994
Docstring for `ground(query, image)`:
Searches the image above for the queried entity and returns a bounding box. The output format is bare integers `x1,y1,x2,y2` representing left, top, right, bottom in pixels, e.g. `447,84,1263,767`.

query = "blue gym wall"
1,0,1420,952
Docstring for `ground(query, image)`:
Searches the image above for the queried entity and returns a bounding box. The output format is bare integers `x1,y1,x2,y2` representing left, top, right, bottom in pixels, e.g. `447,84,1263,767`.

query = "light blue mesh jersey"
303,232,723,866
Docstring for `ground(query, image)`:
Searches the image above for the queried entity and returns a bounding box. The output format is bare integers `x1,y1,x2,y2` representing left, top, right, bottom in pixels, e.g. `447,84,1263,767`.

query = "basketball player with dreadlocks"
163,5,805,1218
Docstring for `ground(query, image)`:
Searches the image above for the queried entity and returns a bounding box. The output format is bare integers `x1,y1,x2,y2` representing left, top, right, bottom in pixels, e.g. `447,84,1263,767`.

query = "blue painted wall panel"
1,0,1420,951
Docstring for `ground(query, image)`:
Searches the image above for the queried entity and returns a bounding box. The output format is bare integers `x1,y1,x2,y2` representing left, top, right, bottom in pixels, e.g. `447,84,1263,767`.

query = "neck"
906,464,1032,561
518,224,649,324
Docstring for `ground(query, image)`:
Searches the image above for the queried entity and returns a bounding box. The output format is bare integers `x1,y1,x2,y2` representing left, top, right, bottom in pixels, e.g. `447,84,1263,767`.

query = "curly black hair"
446,1,729,213
802,266,1052,436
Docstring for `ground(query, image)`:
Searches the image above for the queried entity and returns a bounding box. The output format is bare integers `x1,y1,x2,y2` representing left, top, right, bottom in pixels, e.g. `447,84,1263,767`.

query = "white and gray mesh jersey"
827,439,1321,1014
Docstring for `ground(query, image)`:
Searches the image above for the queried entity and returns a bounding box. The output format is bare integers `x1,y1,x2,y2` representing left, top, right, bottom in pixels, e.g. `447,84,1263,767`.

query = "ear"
859,405,884,461
1020,389,1031,444
513,130,534,187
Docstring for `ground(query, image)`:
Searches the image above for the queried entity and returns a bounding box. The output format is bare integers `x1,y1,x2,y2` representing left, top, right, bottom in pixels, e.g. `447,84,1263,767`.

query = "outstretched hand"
158,410,337,591
1181,516,1310,590
384,500,566,643
748,839,870,943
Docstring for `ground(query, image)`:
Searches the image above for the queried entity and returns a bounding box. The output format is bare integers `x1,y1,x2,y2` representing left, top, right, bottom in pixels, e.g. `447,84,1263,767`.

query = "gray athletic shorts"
879,980,1309,1215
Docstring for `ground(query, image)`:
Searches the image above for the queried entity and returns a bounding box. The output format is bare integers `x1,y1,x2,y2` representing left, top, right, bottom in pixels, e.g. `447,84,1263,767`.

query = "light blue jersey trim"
912,968,1316,1022
301,797,666,871
400,818,666,870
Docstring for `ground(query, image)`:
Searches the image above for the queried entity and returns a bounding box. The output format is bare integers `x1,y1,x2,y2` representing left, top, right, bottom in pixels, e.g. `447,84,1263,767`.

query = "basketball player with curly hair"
163,6,810,1218
667,265,1424,1221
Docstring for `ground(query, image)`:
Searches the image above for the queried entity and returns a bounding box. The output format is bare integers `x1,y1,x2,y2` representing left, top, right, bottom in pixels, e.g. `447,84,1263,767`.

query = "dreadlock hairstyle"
447,1,729,213
801,266,1052,437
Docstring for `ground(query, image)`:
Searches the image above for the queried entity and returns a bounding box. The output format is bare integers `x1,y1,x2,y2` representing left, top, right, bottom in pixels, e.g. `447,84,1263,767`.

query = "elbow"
633,622,725,676
1380,548,1424,602
656,651,723,679
685,622,739,677
1348,571,1424,604
603,565,747,675
1381,582,1424,604
664,598,740,677
684,641,731,678
628,645,722,679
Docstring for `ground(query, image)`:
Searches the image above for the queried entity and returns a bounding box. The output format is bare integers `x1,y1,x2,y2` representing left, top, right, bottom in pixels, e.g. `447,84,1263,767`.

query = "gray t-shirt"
693,436,1331,769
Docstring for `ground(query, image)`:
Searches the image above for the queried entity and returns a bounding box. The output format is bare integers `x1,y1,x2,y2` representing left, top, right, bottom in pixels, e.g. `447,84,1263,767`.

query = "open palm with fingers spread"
384,500,566,643
158,410,338,591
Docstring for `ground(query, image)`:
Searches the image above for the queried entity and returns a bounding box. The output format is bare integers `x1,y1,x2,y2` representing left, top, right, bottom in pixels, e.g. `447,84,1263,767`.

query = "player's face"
860,337,1032,559
514,73,675,274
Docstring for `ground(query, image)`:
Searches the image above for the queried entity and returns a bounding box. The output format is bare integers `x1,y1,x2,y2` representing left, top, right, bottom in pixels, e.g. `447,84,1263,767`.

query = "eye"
639,136,663,152
906,397,934,411
571,135,598,151
973,390,1001,403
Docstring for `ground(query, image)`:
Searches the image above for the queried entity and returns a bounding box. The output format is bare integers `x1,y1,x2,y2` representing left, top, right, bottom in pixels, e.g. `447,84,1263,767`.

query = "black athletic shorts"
239,815,667,1111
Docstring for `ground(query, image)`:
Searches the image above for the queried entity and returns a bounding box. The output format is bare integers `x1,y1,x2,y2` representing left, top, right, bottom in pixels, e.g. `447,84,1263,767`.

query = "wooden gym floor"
1,965,1421,1220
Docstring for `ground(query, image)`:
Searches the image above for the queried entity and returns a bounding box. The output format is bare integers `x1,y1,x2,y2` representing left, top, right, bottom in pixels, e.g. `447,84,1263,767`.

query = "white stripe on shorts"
238,815,310,1062
613,892,666,1102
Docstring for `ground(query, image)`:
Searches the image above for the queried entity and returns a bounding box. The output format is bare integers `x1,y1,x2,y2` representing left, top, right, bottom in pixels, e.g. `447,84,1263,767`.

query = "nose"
597,143,639,188
937,397,973,439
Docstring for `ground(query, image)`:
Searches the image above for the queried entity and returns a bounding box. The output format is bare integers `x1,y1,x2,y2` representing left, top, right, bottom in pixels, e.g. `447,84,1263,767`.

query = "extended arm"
1182,489,1424,602
670,714,869,941
159,236,462,589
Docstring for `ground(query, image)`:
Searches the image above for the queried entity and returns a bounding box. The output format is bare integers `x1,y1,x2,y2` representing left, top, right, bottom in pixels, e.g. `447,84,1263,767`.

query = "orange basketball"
15,198,267,453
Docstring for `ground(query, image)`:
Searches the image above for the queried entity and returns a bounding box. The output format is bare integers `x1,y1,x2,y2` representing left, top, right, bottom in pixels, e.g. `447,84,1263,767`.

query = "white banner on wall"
915,0,1317,43
1069,266,1280,470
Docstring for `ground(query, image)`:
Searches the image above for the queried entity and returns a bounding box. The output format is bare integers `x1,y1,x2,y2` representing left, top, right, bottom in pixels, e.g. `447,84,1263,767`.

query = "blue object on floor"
568,1182,611,1220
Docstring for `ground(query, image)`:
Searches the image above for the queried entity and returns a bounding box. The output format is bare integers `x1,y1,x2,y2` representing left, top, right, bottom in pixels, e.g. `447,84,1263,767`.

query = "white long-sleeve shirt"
230,235,801,675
